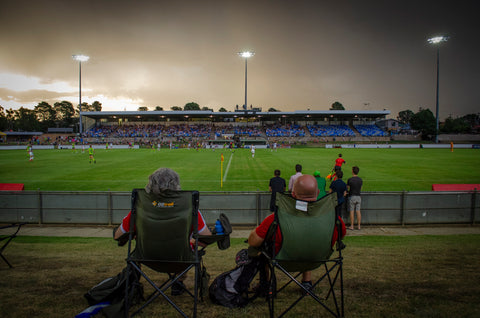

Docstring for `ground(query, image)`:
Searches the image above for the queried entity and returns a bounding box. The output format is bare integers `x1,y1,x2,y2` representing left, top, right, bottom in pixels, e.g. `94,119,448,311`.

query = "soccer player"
88,145,96,164
334,153,346,171
28,145,34,161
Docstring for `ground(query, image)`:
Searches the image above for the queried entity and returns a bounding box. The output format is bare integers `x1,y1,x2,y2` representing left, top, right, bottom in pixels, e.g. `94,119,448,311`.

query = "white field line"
223,152,234,183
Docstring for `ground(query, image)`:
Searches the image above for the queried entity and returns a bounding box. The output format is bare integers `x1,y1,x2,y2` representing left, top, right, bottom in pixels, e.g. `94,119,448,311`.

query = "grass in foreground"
1,148,479,191
1,235,480,317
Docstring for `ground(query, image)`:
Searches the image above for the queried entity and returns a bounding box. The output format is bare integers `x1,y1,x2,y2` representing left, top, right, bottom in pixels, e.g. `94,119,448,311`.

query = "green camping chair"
265,192,345,318
124,189,208,317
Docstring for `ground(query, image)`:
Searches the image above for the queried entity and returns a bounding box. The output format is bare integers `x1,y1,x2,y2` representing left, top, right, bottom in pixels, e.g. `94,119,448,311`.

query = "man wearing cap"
313,170,327,200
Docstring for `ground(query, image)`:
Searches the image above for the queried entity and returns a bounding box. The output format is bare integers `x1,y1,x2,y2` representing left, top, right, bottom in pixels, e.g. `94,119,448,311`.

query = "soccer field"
1,147,479,192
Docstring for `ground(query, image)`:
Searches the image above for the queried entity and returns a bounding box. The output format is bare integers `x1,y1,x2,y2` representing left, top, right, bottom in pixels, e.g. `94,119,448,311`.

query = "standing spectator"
334,153,346,171
329,170,347,219
347,166,363,230
288,164,303,192
313,171,327,200
269,169,286,212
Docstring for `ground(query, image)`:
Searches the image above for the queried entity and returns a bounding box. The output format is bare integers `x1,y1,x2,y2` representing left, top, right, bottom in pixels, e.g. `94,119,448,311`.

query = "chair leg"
0,252,13,268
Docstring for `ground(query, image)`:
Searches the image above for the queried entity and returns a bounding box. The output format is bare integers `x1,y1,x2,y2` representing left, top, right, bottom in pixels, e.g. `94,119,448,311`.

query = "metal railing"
0,190,478,226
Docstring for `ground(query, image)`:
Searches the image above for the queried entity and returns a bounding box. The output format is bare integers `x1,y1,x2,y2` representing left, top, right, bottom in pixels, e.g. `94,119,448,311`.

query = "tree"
184,102,200,111
410,108,436,140
34,102,56,131
92,101,102,111
462,113,480,128
154,106,163,111
34,102,55,122
397,109,414,125
138,106,149,111
330,101,345,110
268,108,279,112
201,106,213,111
218,107,228,112
0,105,8,131
441,117,470,134
16,107,40,131
171,106,182,111
54,101,75,127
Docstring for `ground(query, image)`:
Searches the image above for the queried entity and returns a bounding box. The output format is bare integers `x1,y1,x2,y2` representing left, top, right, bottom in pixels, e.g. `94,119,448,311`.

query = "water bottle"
215,219,224,235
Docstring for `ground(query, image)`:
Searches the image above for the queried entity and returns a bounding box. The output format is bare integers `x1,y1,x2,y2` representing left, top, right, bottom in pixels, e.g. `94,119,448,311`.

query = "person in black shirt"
347,166,363,230
269,169,286,212
329,170,347,219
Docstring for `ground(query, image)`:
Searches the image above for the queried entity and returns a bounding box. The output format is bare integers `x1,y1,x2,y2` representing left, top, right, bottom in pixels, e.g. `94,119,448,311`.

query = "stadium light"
72,54,90,134
238,51,255,110
427,36,448,143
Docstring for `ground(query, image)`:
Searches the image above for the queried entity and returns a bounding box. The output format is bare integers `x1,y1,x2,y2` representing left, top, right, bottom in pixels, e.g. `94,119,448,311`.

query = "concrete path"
4,224,480,238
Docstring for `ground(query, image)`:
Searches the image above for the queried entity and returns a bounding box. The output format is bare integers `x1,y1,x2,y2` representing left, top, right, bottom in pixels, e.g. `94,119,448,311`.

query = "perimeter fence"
0,190,478,226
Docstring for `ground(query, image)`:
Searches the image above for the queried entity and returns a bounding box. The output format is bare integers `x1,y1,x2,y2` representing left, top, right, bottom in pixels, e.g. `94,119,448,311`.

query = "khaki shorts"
349,196,361,212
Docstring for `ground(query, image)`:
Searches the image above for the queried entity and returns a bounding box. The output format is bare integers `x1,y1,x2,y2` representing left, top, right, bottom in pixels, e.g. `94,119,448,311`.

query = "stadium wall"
0,190,478,226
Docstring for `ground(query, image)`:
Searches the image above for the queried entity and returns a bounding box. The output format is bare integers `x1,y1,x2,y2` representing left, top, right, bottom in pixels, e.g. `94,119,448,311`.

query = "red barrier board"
432,184,480,191
0,183,25,191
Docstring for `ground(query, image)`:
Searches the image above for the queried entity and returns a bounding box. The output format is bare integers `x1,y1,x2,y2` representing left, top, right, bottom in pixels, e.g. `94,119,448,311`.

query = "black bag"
84,266,144,318
209,249,266,308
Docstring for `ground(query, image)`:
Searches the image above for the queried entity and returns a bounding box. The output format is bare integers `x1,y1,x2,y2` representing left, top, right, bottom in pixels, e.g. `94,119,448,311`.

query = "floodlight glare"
427,36,448,44
72,54,90,62
238,51,254,58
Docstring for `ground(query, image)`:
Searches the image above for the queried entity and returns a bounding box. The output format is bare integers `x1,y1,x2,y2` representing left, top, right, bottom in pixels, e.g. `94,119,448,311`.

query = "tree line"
1,99,478,139
397,108,479,139
0,101,102,133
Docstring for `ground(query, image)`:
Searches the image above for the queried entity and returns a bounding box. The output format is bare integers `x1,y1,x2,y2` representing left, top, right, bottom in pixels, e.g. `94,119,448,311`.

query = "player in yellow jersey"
88,145,96,163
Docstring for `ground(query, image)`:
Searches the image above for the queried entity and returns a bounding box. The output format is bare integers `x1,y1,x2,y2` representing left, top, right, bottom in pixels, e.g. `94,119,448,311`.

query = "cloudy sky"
0,0,478,119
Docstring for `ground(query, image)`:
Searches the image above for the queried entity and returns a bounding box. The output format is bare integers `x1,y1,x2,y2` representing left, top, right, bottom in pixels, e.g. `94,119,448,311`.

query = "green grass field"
1,147,479,192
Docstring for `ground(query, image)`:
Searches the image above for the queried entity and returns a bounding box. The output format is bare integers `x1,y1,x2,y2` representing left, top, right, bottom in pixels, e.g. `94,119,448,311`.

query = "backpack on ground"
209,249,267,308
80,266,144,318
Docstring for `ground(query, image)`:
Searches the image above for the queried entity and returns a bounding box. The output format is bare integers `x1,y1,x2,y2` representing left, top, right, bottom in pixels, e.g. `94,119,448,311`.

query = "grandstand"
71,109,393,146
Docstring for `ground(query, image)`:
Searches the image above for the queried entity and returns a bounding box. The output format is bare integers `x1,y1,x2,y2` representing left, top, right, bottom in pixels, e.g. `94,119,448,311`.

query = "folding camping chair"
264,193,345,318
124,189,226,318
0,222,26,268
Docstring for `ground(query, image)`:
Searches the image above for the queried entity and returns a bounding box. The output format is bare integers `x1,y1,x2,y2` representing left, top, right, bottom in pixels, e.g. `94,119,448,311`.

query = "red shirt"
335,158,346,167
255,213,346,254
120,210,208,235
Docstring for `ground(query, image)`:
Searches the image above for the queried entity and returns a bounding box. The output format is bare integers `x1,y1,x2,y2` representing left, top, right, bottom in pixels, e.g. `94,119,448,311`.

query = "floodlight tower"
238,51,254,110
72,54,90,134
427,36,448,143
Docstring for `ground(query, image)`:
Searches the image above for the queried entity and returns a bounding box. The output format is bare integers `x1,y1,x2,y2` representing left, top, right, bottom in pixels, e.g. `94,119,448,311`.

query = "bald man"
248,174,346,292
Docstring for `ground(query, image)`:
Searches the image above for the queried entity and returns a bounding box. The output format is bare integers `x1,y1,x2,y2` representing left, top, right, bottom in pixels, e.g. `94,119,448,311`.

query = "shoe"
301,281,313,295
171,281,186,296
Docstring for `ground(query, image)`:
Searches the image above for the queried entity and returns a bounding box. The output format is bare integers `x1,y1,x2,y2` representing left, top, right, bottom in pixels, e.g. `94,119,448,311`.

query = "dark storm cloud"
0,0,478,117
0,87,75,105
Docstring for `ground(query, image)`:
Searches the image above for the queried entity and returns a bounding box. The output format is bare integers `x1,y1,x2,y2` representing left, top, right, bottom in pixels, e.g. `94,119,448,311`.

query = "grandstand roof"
82,109,390,121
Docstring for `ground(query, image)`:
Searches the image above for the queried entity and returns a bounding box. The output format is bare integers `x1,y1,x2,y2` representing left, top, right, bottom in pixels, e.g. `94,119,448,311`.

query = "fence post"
256,190,261,226
471,189,477,225
107,190,113,226
37,189,43,225
401,190,406,226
